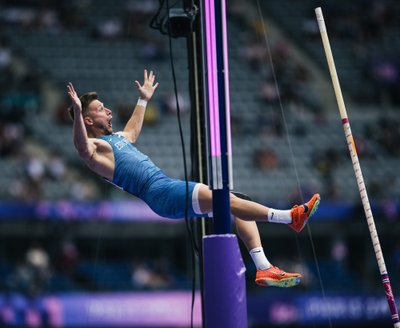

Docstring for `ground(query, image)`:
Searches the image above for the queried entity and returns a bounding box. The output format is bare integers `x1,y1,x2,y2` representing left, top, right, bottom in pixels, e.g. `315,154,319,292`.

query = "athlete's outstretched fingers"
67,82,76,96
67,83,73,97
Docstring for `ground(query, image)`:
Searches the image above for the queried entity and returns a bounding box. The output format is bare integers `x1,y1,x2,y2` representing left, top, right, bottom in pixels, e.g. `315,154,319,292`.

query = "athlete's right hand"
67,82,82,112
135,69,159,101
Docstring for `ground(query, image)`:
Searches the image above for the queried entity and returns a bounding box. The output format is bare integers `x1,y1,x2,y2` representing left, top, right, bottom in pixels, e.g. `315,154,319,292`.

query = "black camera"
163,7,197,38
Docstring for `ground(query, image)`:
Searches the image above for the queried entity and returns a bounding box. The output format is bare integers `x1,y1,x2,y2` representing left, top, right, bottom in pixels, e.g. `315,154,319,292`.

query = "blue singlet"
98,133,198,218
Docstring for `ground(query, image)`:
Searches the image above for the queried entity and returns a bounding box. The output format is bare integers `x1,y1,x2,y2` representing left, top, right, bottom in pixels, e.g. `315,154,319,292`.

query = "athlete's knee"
229,192,241,210
231,191,253,201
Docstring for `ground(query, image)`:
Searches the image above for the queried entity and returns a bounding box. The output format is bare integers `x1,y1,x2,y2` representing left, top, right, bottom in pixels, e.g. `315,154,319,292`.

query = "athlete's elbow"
127,131,139,143
130,135,138,143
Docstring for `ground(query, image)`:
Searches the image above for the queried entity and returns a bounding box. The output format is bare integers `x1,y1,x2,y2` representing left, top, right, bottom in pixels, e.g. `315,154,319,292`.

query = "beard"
95,121,113,135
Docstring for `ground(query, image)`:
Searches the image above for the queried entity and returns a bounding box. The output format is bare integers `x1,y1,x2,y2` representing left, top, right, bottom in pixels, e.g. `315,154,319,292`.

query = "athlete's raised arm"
67,82,96,161
119,69,159,143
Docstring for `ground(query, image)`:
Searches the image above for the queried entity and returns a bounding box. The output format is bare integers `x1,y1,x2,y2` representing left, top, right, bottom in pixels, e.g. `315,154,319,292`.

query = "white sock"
267,208,292,224
249,247,271,270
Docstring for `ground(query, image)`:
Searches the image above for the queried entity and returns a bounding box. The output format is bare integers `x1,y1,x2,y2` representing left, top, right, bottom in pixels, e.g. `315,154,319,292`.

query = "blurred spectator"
138,40,167,61
143,103,161,125
0,41,12,70
131,257,173,290
117,102,161,126
259,80,279,105
161,91,189,115
47,155,66,181
10,246,51,297
353,137,375,159
25,156,45,183
253,149,279,170
368,57,400,105
16,155,45,201
123,0,158,40
312,147,341,177
68,177,99,201
36,8,62,33
92,18,123,41
6,150,77,201
25,246,51,295
380,199,398,222
55,240,79,274
0,6,37,28
312,147,343,198
330,239,351,288
0,123,25,157
131,259,156,289
240,37,267,71
331,239,348,263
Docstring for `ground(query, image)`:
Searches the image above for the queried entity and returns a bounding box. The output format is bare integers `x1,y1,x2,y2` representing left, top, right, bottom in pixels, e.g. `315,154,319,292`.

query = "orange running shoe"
255,265,302,287
289,193,320,233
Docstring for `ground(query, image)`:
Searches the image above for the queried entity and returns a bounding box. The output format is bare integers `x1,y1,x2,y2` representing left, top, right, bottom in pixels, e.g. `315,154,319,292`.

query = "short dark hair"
68,92,98,121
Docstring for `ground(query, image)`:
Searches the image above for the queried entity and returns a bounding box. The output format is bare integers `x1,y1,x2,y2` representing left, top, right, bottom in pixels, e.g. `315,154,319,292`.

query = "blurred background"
0,0,399,327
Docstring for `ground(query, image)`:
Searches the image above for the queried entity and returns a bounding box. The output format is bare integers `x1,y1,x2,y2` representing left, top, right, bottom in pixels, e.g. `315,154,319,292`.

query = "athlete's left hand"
67,82,82,113
135,69,159,101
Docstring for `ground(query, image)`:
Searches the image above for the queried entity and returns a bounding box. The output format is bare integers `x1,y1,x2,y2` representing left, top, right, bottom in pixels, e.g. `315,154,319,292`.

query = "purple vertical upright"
201,0,248,326
203,234,247,328
203,0,231,234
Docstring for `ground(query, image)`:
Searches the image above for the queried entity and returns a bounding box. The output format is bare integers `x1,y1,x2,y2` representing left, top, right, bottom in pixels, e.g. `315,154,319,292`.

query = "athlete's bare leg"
198,184,320,287
196,183,320,234
196,183,270,221
196,183,320,288
235,217,261,251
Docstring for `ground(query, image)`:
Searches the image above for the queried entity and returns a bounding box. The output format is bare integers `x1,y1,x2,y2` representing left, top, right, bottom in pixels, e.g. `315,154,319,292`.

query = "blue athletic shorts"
142,178,204,219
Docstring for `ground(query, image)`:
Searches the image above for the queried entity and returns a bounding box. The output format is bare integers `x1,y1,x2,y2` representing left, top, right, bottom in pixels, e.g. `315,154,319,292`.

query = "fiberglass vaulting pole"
315,7,400,327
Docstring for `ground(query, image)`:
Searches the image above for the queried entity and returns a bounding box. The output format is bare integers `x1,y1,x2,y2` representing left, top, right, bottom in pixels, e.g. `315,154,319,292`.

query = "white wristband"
137,98,148,108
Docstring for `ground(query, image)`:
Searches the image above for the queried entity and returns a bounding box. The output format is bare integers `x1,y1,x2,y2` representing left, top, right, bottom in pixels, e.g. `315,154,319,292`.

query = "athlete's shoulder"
114,131,135,144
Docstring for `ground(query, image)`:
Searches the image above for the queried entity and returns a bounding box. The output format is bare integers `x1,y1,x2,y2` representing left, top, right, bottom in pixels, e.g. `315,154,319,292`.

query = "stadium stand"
0,2,399,325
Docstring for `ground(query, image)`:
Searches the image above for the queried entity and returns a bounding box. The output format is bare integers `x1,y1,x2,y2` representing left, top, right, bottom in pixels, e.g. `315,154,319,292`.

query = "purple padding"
203,234,247,327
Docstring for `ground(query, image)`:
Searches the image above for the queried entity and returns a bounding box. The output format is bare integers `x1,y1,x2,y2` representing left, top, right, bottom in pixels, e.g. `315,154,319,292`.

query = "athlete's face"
85,99,113,135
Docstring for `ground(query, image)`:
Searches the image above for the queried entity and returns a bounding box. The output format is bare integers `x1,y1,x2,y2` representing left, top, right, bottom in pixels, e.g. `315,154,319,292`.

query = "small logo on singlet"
115,138,129,150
